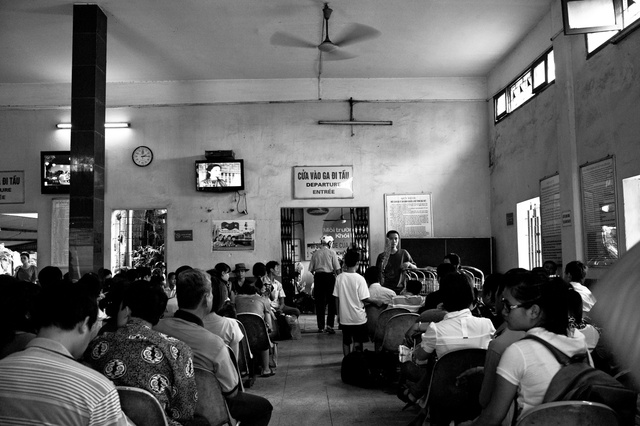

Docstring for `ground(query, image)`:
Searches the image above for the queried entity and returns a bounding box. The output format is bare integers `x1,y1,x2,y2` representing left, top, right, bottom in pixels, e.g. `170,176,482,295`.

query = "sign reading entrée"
292,166,353,199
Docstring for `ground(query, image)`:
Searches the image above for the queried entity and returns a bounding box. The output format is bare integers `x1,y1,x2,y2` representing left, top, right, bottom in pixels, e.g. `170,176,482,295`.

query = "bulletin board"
539,174,562,264
51,198,69,267
384,193,433,239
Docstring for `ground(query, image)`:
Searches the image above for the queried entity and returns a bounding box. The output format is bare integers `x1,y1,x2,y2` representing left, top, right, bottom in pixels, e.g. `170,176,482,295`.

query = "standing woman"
470,273,589,425
376,230,415,292
14,252,37,284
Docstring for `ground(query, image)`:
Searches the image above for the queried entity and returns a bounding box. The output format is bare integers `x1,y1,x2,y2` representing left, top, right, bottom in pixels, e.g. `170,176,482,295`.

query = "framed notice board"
384,193,433,238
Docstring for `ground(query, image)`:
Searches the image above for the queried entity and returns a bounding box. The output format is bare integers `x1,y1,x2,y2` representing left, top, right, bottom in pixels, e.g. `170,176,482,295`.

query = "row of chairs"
116,314,271,426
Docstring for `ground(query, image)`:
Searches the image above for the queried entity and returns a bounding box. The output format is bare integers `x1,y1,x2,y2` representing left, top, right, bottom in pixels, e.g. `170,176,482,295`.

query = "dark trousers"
227,391,273,426
314,272,336,329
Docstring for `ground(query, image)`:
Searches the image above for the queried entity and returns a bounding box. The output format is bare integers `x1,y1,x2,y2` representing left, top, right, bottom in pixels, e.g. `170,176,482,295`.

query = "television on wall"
41,151,71,194
195,159,244,192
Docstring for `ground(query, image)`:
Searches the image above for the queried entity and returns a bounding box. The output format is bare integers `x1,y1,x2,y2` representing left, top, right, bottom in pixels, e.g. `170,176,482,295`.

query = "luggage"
524,335,637,425
341,351,377,388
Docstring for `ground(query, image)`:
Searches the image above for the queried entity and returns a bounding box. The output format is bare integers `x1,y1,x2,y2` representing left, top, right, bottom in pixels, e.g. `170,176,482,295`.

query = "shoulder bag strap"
521,334,572,365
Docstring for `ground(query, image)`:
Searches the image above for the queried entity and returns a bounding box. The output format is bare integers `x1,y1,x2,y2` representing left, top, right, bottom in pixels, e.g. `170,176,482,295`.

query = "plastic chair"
116,386,169,426
365,304,386,341
194,366,236,426
516,401,620,426
380,312,419,353
424,348,487,425
236,313,272,354
234,319,255,387
226,344,244,392
373,307,410,351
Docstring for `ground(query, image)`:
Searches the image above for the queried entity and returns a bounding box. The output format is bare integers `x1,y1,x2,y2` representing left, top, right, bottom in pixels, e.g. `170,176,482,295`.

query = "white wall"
0,80,491,274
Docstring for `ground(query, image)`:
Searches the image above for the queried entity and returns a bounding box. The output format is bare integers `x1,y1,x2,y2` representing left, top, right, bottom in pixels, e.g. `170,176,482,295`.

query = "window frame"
493,48,555,124
585,0,640,56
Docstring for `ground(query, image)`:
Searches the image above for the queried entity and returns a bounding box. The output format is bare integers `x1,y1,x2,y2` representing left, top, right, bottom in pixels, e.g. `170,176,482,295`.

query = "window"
493,49,555,123
587,0,640,53
517,197,542,270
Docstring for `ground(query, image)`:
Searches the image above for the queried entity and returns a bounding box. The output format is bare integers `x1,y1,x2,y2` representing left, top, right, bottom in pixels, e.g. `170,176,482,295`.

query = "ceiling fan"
270,3,381,61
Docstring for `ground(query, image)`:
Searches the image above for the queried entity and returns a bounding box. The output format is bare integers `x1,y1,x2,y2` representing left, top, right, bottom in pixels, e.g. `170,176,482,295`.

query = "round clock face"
132,146,153,167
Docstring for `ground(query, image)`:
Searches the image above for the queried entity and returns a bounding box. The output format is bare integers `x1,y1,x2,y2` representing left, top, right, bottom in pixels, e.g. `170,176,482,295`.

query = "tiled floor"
247,314,420,426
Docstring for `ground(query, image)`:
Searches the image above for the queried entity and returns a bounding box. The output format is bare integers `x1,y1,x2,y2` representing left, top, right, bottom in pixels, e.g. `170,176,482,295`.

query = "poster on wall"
539,174,562,264
292,166,354,199
212,219,255,251
51,198,69,268
580,156,618,267
0,171,25,204
384,193,433,238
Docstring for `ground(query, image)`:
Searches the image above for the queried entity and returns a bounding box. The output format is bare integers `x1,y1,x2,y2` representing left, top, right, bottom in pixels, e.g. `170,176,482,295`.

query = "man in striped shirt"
0,280,130,426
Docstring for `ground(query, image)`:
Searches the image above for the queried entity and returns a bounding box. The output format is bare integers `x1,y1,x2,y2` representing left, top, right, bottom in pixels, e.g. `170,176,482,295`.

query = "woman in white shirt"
470,273,589,425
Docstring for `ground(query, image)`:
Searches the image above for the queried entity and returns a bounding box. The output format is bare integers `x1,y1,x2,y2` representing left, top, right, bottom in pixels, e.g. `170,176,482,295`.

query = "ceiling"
0,213,38,252
0,0,554,85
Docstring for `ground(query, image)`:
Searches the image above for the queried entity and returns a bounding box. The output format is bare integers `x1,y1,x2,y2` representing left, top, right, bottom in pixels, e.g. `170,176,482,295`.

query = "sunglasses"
501,298,530,313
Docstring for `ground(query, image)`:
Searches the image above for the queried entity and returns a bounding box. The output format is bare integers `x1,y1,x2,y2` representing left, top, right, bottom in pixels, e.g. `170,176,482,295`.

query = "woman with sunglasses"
469,273,590,425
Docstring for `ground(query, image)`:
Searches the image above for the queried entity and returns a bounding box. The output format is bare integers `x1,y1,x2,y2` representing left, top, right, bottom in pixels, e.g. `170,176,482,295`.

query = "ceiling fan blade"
323,49,357,61
270,32,317,49
332,23,381,47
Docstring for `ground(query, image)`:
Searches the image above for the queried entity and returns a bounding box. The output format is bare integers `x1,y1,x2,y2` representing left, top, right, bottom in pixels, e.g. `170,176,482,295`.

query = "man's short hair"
344,250,360,268
565,260,587,283
33,280,99,331
125,280,168,325
252,262,267,278
38,266,63,288
436,263,458,281
443,253,461,268
175,265,193,277
440,273,474,312
136,267,151,279
176,268,211,310
265,261,279,273
406,279,423,296
542,260,558,274
364,266,380,285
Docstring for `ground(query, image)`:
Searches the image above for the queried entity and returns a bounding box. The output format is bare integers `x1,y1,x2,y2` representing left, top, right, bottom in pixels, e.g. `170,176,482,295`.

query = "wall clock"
132,146,153,167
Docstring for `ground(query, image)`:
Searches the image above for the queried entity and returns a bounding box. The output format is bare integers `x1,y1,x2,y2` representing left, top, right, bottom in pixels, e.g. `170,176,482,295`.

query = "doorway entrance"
110,209,166,273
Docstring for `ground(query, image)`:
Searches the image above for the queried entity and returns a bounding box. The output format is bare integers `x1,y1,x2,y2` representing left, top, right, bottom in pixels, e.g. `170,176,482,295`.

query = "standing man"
154,268,272,426
309,235,341,334
0,281,130,425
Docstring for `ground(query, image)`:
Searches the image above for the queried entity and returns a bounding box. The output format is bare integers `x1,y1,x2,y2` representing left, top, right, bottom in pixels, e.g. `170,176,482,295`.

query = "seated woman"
403,273,495,402
469,273,590,425
390,279,425,313
203,275,244,358
234,279,276,377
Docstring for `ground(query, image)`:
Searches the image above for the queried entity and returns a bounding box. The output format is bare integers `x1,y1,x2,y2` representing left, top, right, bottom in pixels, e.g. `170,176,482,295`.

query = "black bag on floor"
341,351,377,388
274,313,292,340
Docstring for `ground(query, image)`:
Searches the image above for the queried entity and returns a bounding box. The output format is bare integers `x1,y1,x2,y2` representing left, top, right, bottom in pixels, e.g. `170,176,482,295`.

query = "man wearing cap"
309,236,341,334
231,263,254,296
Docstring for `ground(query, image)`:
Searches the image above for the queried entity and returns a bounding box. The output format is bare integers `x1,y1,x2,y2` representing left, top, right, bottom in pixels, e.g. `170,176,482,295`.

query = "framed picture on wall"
212,220,255,251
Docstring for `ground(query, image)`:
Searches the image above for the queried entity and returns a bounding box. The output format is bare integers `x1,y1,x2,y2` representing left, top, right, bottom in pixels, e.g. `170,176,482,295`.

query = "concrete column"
68,4,107,280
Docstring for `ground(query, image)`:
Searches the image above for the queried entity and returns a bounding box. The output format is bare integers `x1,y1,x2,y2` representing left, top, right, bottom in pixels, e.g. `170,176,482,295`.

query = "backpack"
524,335,637,425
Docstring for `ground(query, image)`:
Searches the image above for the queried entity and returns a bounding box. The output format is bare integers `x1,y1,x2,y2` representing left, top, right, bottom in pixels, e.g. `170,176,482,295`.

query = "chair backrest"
237,312,271,353
516,401,620,426
425,348,487,425
373,307,410,350
226,344,244,392
194,367,235,426
116,386,169,426
365,304,386,340
381,312,419,352
234,319,253,375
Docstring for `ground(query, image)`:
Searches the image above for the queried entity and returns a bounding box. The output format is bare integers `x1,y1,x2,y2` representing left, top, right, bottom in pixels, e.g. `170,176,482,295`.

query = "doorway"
110,209,166,273
0,212,38,275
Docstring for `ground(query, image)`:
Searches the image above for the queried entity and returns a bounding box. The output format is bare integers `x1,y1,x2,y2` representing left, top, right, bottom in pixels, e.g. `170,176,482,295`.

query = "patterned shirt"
0,337,129,426
86,318,197,426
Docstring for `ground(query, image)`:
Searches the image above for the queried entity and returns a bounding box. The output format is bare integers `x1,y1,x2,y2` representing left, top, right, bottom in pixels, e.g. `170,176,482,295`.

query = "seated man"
390,279,425,313
0,281,130,425
365,266,396,305
86,280,197,426
155,268,273,426
564,260,596,313
264,261,300,318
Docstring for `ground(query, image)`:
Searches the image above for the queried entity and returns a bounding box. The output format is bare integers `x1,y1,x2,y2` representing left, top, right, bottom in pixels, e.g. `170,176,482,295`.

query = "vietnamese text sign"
384,193,433,238
174,230,193,241
539,174,562,264
0,171,25,204
293,166,354,199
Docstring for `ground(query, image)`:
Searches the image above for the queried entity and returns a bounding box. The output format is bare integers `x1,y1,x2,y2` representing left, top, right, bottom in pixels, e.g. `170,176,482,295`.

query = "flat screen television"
41,151,71,194
195,159,244,192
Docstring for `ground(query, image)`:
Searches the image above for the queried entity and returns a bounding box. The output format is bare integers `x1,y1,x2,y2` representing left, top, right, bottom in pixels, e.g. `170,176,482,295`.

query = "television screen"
196,159,244,192
41,151,71,194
